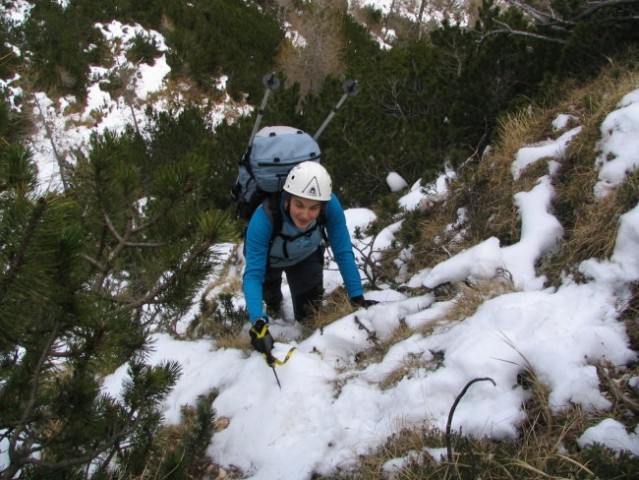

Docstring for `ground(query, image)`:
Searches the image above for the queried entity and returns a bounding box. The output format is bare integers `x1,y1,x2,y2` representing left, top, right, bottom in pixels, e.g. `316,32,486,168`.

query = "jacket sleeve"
325,195,364,299
243,206,273,324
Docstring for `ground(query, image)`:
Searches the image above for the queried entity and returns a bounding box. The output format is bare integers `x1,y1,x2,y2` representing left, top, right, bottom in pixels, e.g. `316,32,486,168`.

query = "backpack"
233,125,321,222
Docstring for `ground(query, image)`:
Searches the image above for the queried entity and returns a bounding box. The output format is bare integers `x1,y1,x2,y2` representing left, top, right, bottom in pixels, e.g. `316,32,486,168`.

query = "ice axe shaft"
263,347,296,390
313,79,360,141
247,73,280,150
265,352,282,390
270,364,282,390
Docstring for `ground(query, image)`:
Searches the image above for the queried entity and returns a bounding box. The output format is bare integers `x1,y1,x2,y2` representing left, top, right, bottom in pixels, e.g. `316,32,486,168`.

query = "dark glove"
249,318,274,358
351,295,378,309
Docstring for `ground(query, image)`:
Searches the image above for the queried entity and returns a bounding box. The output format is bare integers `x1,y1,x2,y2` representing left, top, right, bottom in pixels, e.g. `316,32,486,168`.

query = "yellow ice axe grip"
263,347,296,366
250,322,268,339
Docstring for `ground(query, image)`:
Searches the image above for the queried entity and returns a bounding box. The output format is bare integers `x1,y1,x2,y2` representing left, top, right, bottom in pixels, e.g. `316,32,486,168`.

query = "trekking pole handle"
313,80,359,141
247,73,281,150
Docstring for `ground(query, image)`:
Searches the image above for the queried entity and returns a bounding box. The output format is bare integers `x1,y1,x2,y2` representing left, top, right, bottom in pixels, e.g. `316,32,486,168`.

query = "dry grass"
622,283,639,352
445,273,518,322
542,61,639,283
309,288,360,330
410,109,533,270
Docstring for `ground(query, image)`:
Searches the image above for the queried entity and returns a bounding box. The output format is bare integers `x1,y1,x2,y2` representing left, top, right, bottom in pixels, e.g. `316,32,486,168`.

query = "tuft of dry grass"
622,283,639,352
560,191,623,265
308,288,359,331
444,273,518,322
408,205,465,273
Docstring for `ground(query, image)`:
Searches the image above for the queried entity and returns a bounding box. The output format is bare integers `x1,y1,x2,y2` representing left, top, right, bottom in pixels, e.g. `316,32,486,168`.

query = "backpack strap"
262,193,327,259
263,193,283,243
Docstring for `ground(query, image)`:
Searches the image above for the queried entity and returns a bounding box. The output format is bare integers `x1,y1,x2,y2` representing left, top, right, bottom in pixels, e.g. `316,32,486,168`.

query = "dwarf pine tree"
0,102,235,478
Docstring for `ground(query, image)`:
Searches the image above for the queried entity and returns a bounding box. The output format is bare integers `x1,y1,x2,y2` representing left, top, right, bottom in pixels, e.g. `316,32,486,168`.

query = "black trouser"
263,247,324,322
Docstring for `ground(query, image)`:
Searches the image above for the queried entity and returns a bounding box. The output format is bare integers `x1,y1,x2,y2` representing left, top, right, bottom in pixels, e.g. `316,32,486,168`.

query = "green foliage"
142,391,217,479
69,125,237,325
341,11,384,73
0,111,235,476
163,0,284,101
106,0,168,29
310,0,638,208
311,43,454,206
213,292,248,326
126,32,162,65
0,144,37,196
20,0,108,98
557,9,639,79
186,291,248,340
0,189,180,478
361,6,383,26
145,106,242,213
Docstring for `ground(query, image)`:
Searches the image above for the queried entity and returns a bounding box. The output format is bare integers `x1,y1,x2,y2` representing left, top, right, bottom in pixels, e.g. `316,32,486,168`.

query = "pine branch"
575,0,639,22
5,403,146,476
7,322,60,471
504,0,572,27
505,0,639,27
81,253,108,272
481,20,568,45
118,238,214,312
94,209,165,291
30,93,69,191
0,197,47,302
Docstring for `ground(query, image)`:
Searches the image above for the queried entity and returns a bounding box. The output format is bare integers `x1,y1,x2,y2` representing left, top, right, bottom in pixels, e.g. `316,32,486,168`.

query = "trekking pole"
313,79,360,141
247,73,280,151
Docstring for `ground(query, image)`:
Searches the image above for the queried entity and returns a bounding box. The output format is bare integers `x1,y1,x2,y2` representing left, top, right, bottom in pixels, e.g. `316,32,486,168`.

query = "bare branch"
8,323,60,467
30,93,70,191
482,19,568,44
118,238,214,312
102,211,165,249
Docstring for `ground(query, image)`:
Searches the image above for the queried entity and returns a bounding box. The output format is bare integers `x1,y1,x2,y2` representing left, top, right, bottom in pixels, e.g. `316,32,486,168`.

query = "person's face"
287,195,322,229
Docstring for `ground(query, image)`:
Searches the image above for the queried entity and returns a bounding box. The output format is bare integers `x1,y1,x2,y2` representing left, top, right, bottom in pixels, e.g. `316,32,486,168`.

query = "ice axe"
261,347,296,390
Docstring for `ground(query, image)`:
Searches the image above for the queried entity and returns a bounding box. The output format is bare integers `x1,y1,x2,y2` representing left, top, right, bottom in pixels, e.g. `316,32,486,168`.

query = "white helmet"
283,161,332,201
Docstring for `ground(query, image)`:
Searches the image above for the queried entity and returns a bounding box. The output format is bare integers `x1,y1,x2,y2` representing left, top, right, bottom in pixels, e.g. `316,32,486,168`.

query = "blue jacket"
243,194,363,323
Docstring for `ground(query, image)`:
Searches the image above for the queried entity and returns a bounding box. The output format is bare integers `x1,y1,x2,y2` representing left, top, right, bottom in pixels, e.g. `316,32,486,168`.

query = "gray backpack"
233,126,321,221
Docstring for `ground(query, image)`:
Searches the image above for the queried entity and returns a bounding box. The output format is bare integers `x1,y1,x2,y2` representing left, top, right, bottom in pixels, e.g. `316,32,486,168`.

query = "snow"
578,419,639,456
2,6,639,479
386,171,408,192
594,89,639,197
511,126,582,180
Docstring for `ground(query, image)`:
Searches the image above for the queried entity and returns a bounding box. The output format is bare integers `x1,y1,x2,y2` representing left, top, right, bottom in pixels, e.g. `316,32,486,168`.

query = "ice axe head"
343,79,360,96
263,73,280,90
